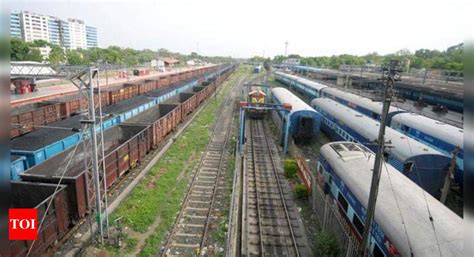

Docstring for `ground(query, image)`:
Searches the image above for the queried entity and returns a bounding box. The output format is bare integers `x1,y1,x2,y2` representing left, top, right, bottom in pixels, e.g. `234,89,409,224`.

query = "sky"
9,0,471,58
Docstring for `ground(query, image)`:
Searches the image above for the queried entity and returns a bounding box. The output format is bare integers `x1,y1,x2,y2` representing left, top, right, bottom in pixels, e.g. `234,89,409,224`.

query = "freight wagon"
125,104,182,147
10,102,62,138
10,181,70,257
10,65,219,139
20,124,152,221
10,64,236,256
11,78,202,169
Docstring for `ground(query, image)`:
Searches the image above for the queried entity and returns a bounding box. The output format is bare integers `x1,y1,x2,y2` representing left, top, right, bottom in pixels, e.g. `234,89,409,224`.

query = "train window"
372,113,379,120
337,193,349,213
403,161,414,173
401,125,410,132
352,215,365,236
372,243,385,257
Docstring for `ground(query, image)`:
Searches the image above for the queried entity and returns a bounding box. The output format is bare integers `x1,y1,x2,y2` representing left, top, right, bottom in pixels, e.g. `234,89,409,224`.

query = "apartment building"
10,10,98,50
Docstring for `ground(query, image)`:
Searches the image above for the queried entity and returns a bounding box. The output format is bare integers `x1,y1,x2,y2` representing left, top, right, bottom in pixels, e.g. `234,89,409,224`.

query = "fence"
311,174,360,256
288,141,360,256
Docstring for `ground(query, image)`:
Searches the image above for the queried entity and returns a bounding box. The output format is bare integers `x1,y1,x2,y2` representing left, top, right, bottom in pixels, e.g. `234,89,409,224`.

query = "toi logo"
9,208,38,240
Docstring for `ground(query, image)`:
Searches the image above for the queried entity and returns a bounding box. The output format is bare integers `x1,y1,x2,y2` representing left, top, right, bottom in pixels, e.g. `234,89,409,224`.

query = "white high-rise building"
20,11,50,43
68,18,87,50
10,10,98,50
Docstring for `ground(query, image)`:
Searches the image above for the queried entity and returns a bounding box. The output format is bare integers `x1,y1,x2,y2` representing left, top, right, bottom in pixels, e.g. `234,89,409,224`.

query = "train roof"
275,71,328,92
391,113,464,149
311,98,445,161
293,65,337,74
321,87,402,114
320,142,463,257
272,87,317,115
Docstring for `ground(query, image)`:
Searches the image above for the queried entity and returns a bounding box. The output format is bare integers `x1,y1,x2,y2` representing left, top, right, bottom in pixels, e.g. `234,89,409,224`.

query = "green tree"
48,45,66,64
67,51,85,65
11,38,43,62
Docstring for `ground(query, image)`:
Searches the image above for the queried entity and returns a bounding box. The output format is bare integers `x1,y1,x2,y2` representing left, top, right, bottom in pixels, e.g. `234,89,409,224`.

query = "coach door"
299,116,314,140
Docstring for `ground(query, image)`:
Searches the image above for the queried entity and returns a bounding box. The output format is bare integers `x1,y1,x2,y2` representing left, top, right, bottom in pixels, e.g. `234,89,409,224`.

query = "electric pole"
359,60,402,256
284,41,288,57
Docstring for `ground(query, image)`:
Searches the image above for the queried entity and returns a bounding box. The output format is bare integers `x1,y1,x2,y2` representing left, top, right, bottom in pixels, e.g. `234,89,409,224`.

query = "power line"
27,131,85,256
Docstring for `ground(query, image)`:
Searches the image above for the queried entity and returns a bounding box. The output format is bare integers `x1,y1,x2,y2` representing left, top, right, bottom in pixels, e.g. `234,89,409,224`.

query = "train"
275,71,464,184
311,98,451,197
317,141,462,257
10,64,237,256
10,65,217,139
10,66,234,174
246,84,267,119
288,65,463,112
271,87,321,144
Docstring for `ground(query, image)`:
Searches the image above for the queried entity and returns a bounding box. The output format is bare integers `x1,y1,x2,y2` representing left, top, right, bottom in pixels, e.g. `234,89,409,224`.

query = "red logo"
9,208,38,240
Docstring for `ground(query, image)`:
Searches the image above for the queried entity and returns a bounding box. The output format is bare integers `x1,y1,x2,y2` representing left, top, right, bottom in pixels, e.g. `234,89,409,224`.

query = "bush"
284,159,297,178
315,232,340,257
294,184,309,199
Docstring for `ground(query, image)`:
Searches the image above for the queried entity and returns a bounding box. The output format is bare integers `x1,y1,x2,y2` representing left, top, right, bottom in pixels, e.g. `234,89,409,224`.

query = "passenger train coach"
311,98,451,197
275,71,464,185
318,142,462,257
271,87,321,144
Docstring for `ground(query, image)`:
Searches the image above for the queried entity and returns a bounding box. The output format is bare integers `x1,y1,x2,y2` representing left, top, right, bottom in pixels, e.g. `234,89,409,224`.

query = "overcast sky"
10,0,471,58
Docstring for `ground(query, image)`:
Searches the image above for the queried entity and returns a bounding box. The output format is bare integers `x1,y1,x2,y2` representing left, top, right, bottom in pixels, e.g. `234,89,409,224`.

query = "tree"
11,38,43,62
67,51,85,65
272,55,286,64
48,45,66,64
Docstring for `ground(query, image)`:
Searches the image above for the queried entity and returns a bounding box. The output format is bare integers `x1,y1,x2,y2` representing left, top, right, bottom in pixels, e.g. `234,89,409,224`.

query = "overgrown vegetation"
283,159,298,178
315,232,341,257
294,183,309,199
107,66,245,256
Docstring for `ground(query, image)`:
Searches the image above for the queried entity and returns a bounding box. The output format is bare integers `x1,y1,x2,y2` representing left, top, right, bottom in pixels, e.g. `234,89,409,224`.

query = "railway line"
161,73,238,256
241,119,307,257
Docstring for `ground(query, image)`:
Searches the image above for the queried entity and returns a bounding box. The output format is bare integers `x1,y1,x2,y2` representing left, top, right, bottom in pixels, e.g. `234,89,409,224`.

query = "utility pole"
359,61,401,256
440,147,460,204
284,41,288,57
105,61,109,89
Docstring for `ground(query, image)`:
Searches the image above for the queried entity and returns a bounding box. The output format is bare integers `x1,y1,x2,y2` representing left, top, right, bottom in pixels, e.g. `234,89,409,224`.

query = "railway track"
161,80,237,256
241,119,302,257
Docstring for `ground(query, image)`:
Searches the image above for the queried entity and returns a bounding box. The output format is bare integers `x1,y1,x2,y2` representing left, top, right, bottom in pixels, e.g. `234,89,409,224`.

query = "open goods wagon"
10,181,70,257
20,124,152,221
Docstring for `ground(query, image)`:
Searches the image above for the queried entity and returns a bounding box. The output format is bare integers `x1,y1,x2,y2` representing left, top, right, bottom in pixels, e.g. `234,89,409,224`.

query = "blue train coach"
271,87,321,143
321,86,464,184
311,98,451,197
278,71,464,185
390,113,464,183
321,87,405,123
318,142,462,257
275,71,327,99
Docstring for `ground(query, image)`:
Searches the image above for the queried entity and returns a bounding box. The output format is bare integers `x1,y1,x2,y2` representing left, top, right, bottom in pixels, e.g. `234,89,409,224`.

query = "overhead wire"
27,130,85,256
391,102,444,257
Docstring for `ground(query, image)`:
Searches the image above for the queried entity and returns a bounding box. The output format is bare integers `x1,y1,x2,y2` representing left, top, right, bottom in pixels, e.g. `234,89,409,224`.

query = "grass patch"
109,65,248,256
